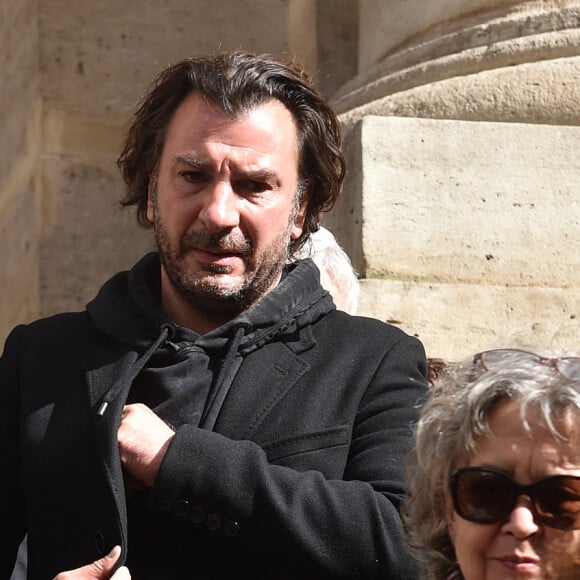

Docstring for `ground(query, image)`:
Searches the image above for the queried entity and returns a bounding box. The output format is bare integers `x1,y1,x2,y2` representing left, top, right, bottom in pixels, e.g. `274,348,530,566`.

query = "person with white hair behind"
293,226,360,315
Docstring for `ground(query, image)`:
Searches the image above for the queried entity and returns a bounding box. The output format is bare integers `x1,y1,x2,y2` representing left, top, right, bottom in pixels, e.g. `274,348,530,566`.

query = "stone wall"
334,116,579,359
0,0,41,344
1,0,578,358
334,0,580,124
0,0,359,348
325,0,580,357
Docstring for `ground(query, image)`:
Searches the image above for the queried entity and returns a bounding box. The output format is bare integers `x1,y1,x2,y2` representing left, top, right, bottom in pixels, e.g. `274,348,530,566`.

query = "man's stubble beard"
152,192,298,314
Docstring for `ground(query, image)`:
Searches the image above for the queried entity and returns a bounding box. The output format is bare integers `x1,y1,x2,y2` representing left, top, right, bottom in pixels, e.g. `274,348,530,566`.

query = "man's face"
148,92,308,326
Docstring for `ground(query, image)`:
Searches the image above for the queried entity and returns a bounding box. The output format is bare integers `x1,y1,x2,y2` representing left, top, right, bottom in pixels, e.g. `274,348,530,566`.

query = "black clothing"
0,253,427,579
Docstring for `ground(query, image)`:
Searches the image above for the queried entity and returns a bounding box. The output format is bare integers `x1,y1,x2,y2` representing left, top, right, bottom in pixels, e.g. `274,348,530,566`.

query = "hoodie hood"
87,252,335,355
87,252,335,427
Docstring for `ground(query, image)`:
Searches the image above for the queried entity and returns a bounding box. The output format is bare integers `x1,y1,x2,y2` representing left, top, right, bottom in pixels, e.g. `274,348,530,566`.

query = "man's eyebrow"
174,155,212,169
242,168,279,182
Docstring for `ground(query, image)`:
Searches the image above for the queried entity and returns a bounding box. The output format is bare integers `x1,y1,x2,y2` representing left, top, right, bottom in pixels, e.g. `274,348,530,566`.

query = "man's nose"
501,496,542,539
198,182,240,233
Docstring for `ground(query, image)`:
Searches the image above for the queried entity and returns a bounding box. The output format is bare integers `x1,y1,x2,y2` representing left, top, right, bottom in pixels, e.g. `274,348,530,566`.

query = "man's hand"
53,546,130,579
118,403,175,488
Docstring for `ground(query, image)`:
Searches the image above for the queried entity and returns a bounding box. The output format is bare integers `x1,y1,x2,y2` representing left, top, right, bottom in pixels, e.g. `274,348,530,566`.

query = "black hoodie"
87,252,335,431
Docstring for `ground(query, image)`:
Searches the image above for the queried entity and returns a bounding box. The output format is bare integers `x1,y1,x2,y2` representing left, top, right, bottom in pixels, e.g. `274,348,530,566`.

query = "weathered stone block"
359,279,579,360
328,116,580,288
39,155,152,317
0,0,41,347
38,0,317,119
0,186,40,346
335,0,580,119
0,0,39,185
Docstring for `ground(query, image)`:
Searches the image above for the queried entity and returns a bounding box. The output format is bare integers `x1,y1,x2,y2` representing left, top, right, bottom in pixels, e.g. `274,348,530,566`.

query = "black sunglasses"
450,467,580,531
473,348,580,380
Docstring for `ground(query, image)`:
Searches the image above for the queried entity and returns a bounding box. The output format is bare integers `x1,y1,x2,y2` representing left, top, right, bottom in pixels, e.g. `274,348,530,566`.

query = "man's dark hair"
118,51,346,251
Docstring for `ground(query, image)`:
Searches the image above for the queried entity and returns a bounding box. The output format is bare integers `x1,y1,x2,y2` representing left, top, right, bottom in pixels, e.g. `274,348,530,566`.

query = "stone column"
335,0,580,124
326,0,580,357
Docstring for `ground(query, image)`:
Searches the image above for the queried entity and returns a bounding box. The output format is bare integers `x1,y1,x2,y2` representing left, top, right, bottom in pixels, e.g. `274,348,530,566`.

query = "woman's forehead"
466,400,580,475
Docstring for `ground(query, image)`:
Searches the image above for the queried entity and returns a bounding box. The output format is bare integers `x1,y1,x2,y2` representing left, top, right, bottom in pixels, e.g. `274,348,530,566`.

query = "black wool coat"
0,256,428,579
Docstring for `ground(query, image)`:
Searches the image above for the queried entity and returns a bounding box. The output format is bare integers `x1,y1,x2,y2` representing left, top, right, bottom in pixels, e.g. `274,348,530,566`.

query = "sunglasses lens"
454,470,514,523
534,477,580,531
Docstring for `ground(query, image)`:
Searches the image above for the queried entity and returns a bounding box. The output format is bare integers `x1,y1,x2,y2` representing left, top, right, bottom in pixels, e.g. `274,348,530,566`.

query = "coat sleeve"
149,332,428,579
0,326,28,578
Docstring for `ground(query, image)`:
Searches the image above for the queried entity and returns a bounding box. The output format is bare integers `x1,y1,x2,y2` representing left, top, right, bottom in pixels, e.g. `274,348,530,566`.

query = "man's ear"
146,176,157,224
290,186,310,240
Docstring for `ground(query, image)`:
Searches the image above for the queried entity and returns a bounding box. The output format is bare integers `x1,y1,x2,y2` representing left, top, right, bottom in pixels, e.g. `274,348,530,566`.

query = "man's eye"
242,181,269,193
180,171,206,183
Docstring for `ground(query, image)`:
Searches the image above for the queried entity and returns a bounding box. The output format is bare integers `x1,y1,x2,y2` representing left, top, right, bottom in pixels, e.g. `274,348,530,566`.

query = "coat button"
190,505,206,524
222,520,240,537
206,513,222,531
172,499,190,518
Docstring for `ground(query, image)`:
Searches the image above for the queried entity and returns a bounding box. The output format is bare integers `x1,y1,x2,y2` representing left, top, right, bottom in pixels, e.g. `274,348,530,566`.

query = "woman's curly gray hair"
403,348,580,580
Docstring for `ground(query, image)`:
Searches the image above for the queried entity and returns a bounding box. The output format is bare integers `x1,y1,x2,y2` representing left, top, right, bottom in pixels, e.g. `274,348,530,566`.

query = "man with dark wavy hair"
0,51,427,579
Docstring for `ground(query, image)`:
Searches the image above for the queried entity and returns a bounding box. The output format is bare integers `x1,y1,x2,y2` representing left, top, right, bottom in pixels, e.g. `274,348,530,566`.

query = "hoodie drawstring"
96,323,173,418
199,326,246,430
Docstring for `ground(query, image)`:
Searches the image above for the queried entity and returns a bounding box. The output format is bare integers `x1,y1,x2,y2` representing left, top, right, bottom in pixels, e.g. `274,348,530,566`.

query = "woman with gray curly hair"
405,348,580,579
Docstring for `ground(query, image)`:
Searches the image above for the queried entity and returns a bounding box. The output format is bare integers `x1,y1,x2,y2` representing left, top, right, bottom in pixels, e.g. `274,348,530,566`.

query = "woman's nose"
501,496,542,539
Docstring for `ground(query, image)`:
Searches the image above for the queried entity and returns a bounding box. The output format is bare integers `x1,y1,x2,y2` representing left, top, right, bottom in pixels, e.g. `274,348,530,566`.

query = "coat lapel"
214,342,311,439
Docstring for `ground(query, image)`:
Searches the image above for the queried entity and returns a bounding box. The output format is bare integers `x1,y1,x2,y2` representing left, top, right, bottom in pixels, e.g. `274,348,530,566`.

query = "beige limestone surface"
356,0,578,73
325,114,579,356
338,55,580,126
0,0,39,184
0,0,41,345
0,188,41,347
327,115,580,286
358,279,579,360
2,0,579,357
38,0,318,120
334,0,580,125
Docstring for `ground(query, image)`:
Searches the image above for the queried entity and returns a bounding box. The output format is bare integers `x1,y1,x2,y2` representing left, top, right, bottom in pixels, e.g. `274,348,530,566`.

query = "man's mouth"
190,246,243,263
